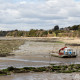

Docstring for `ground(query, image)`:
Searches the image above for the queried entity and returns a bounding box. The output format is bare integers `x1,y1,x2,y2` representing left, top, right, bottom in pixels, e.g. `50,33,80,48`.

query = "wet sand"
0,41,64,69
0,41,79,69
1,72,80,80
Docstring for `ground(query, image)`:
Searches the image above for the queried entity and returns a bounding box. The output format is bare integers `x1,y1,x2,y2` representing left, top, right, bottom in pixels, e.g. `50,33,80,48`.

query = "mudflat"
0,37,80,80
1,72,80,80
0,37,80,68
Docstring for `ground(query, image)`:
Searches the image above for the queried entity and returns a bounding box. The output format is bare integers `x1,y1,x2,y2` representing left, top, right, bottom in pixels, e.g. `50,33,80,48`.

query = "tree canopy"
53,25,59,31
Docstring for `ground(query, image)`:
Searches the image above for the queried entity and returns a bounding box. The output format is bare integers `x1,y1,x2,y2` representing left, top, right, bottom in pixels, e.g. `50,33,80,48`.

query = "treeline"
0,24,80,37
1,29,48,37
0,31,9,36
59,24,80,37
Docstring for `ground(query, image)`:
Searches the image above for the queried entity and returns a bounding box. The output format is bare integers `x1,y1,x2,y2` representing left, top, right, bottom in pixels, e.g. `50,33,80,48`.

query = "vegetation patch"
66,43,80,46
34,40,63,43
0,40,25,57
1,64,80,75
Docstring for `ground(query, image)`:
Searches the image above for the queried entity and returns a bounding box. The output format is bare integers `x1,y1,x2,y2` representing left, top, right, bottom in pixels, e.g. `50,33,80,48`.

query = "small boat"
59,47,77,58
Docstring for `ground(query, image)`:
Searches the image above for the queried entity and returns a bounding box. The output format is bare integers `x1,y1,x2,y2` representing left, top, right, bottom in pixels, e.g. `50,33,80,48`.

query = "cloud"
0,0,80,30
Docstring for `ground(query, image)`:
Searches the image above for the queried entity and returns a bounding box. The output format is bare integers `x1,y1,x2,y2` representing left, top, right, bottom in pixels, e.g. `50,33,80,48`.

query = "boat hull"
60,54,77,58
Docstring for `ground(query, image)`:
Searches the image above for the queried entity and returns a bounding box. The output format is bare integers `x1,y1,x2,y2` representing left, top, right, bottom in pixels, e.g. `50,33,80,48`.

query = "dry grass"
0,40,25,57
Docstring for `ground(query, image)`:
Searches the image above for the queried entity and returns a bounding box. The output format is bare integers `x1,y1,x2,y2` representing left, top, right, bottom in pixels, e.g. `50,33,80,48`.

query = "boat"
59,47,77,58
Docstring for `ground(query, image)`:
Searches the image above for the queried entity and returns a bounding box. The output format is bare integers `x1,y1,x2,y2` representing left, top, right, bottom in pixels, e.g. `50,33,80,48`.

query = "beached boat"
50,47,77,58
59,47,77,58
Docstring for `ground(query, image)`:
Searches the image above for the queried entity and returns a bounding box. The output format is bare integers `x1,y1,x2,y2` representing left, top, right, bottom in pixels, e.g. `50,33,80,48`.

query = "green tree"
42,31,48,37
55,30,59,37
53,25,59,31
48,30,52,34
29,29,37,37
71,25,79,30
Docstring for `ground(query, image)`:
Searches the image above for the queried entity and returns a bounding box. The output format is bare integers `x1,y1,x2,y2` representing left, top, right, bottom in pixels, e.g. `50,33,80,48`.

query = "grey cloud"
0,0,80,30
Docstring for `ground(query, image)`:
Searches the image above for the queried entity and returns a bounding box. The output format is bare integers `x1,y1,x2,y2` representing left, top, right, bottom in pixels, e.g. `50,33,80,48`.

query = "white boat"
58,47,77,58
50,47,77,58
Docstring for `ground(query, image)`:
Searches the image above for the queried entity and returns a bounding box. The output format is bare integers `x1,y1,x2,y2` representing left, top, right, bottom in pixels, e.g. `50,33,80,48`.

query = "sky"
0,0,80,31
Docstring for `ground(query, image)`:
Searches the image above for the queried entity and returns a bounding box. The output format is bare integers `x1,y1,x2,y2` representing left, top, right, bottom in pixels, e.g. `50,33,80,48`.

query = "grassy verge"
0,40,25,57
1,64,80,75
34,40,63,43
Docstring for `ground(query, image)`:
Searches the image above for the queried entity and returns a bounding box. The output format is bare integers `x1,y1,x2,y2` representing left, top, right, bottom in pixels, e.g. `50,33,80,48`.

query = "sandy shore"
0,36,80,44
59,37,80,44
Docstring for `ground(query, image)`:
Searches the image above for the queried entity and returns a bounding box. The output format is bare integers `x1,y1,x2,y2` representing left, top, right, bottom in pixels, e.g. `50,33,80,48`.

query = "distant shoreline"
0,36,80,44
